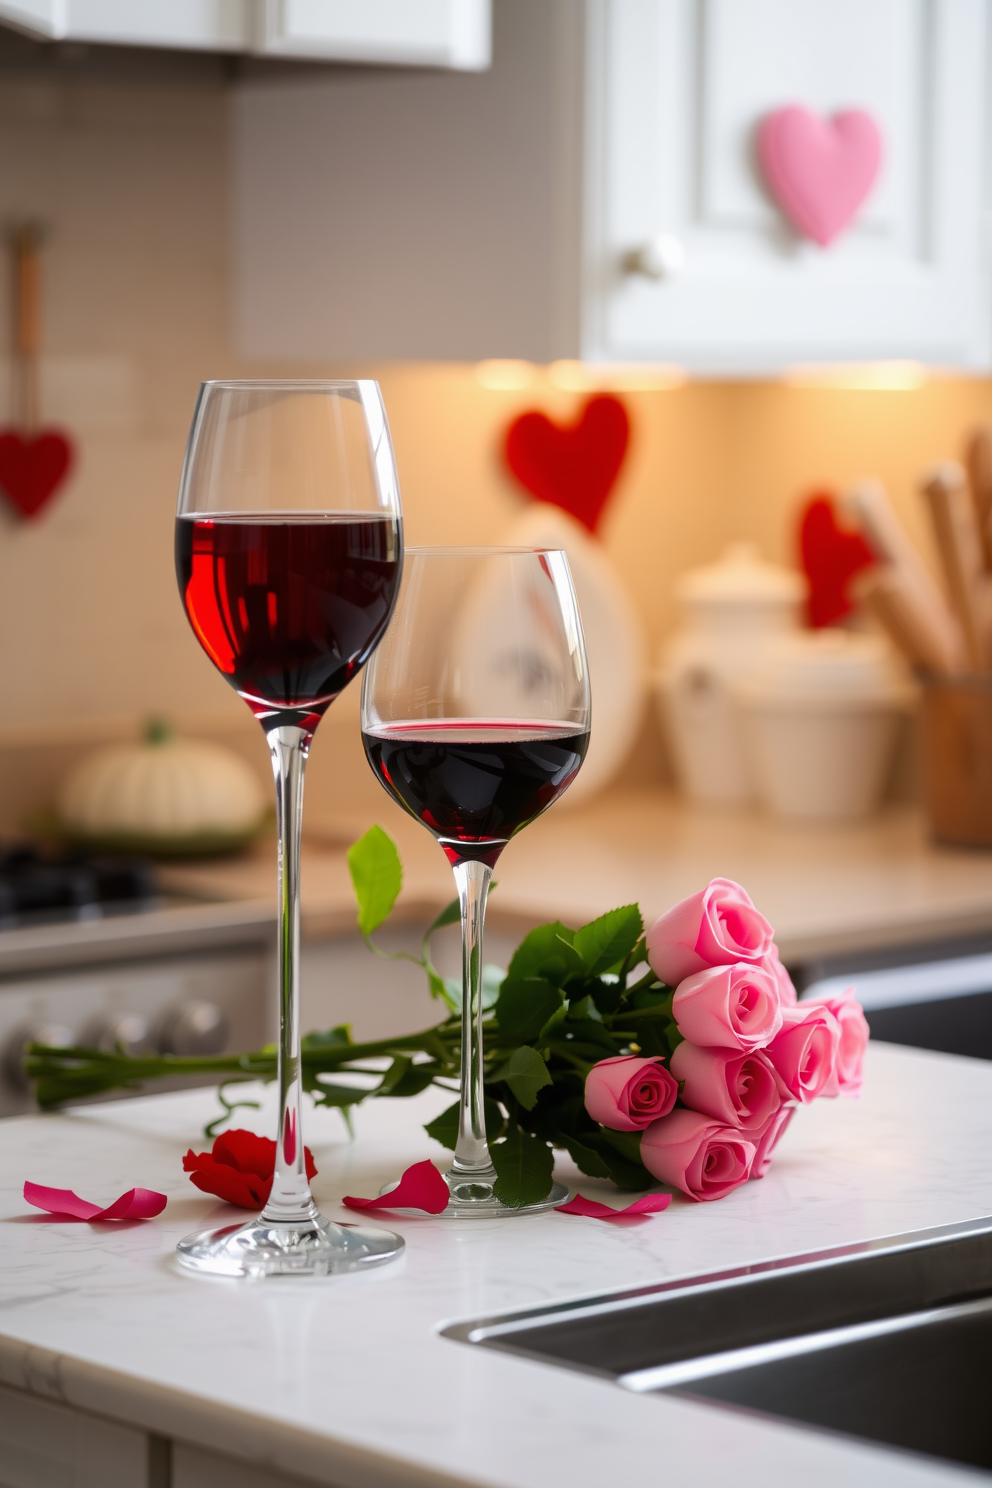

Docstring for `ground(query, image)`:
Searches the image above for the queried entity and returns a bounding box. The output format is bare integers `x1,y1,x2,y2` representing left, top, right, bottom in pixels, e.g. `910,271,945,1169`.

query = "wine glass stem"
450,858,494,1176
261,725,316,1223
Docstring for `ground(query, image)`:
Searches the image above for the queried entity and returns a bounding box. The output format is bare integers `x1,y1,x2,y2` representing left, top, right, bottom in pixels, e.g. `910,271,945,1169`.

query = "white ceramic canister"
656,544,804,805
739,630,914,822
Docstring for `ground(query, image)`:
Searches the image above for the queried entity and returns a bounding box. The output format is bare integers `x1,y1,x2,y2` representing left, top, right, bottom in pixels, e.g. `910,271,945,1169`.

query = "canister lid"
677,543,805,608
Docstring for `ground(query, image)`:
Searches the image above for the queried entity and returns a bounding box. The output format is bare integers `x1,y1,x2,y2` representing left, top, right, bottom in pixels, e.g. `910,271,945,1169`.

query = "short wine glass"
174,380,405,1276
360,547,590,1216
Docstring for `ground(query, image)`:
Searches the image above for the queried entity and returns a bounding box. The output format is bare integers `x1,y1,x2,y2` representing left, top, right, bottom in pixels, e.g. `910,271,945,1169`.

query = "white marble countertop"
2,1042,991,1488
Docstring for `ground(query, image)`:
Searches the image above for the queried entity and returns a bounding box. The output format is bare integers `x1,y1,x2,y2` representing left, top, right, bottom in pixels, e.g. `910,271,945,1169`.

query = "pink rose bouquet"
575,877,868,1204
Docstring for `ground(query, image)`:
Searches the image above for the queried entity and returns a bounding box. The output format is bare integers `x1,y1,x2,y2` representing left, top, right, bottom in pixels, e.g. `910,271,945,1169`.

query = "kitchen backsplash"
1,36,991,832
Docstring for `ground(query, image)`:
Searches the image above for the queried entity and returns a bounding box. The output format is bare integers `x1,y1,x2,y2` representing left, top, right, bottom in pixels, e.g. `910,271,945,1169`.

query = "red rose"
183,1129,317,1208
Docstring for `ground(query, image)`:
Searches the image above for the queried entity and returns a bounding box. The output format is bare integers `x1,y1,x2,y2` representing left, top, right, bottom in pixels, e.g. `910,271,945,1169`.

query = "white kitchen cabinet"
588,0,992,371
233,0,992,372
0,0,491,68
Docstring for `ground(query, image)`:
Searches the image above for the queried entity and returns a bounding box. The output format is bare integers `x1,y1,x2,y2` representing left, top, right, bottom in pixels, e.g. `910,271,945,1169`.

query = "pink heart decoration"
0,427,74,520
757,105,882,248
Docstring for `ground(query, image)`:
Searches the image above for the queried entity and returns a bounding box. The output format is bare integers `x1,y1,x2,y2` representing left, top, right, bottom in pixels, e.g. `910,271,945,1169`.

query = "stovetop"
0,844,160,930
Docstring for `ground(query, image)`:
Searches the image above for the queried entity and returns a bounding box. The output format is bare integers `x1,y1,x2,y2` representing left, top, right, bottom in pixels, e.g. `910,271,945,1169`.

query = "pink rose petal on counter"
343,1159,449,1215
24,1182,166,1221
556,1193,672,1220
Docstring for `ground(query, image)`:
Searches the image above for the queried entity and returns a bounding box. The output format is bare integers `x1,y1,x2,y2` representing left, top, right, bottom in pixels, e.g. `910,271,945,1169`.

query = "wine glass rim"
405,545,566,558
199,378,372,391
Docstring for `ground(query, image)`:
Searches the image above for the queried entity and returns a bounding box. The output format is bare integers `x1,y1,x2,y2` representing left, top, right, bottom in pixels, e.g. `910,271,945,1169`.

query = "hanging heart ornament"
758,105,882,248
504,394,630,535
0,428,74,520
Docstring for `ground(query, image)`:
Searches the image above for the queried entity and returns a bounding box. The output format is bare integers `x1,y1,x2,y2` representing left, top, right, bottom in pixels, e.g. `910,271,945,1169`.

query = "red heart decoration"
504,394,630,534
758,106,882,248
799,492,875,628
0,427,74,520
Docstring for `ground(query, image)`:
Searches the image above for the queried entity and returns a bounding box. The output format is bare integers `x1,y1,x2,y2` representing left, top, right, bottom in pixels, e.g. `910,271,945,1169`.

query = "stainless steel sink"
443,1216,992,1473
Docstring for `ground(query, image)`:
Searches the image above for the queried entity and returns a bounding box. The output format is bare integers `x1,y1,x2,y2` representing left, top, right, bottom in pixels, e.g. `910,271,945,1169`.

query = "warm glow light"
548,360,685,392
474,359,538,390
785,361,929,391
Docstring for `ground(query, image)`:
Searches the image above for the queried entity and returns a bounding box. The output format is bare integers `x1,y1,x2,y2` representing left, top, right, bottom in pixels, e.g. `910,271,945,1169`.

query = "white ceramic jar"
739,630,914,821
656,544,804,805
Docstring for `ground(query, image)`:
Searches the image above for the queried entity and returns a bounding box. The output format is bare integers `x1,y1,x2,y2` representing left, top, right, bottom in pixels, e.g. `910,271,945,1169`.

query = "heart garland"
758,105,882,248
0,428,74,520
504,394,630,535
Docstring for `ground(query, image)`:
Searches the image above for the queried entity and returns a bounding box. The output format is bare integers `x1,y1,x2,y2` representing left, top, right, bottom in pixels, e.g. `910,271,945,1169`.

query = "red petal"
23,1181,166,1221
188,1162,271,1208
556,1193,672,1220
343,1160,449,1215
211,1129,276,1179
304,1146,318,1180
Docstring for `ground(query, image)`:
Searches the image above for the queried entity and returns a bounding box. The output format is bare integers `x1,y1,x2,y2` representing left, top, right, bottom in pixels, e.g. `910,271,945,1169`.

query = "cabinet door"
0,0,248,48
585,0,991,371
255,0,490,70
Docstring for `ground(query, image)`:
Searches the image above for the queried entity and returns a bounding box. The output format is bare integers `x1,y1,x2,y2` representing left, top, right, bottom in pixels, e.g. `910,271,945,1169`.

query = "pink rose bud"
751,1101,797,1179
646,878,775,987
802,986,869,1097
641,1109,756,1202
669,1042,785,1133
766,1003,840,1103
672,962,783,1050
766,948,798,1007
584,1055,678,1132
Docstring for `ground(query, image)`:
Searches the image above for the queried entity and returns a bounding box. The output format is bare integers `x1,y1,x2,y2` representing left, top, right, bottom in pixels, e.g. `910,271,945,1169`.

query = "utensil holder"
921,676,992,846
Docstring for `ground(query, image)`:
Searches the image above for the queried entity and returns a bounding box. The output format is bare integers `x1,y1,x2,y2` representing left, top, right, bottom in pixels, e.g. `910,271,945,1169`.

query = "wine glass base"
440,1179,570,1218
175,1211,405,1278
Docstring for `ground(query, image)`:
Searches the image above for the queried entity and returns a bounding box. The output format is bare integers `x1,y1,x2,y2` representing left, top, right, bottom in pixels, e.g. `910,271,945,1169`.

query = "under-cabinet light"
474,360,538,390
784,361,928,391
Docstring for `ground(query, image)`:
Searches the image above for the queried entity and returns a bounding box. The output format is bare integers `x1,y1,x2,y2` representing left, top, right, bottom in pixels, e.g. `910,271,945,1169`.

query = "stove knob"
4,1021,76,1091
159,1000,228,1056
85,1011,153,1057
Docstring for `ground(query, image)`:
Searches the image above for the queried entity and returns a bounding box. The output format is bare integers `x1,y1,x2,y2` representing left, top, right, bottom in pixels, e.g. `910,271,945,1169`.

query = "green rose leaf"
424,1098,506,1150
302,1025,353,1050
376,1056,437,1099
347,825,402,937
499,1046,553,1110
557,1130,613,1181
423,896,462,939
583,1129,656,1190
494,976,563,1043
573,905,644,977
309,1080,369,1108
491,1125,555,1208
507,923,584,986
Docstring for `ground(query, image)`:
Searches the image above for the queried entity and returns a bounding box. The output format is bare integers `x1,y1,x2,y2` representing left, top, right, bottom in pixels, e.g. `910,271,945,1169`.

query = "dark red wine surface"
176,514,401,731
362,720,589,866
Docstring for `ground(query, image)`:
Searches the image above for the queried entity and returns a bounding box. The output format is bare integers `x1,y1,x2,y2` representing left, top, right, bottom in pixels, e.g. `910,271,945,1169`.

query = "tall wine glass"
360,548,590,1216
174,380,405,1276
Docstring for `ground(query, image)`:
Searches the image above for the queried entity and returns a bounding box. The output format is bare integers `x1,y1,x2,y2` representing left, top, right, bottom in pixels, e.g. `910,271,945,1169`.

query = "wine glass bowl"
361,548,590,1216
173,380,405,1276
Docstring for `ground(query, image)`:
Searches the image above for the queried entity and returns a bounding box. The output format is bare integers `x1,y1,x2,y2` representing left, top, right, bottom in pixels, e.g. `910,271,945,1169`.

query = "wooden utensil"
963,425,992,572
843,477,966,673
920,462,991,672
853,565,957,674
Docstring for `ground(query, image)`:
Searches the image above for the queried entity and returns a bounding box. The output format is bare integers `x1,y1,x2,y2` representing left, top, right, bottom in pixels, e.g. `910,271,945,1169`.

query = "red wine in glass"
362,719,589,867
176,513,402,733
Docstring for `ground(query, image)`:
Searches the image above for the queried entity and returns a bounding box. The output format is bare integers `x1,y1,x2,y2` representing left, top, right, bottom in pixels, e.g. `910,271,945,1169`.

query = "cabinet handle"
622,234,686,281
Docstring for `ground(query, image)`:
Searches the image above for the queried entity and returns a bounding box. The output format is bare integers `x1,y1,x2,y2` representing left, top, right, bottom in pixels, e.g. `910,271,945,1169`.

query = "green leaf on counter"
507,923,584,986
498,1046,553,1110
491,1125,555,1208
302,1025,353,1050
424,1097,506,1150
495,976,563,1043
348,825,402,937
376,1056,438,1100
573,905,644,977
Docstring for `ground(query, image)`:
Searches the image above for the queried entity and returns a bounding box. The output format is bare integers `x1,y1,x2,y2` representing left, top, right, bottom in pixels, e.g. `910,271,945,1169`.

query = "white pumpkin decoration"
58,721,266,843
